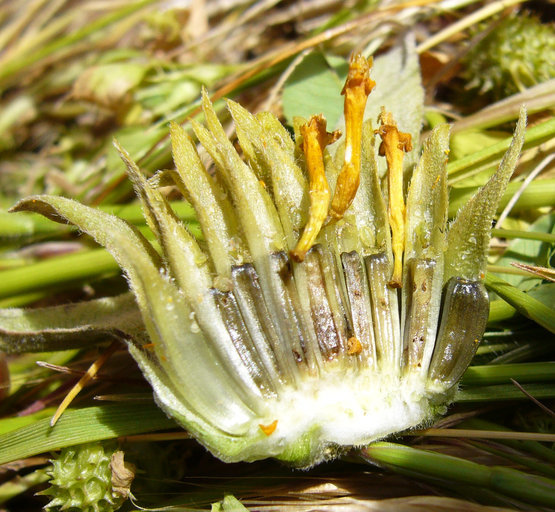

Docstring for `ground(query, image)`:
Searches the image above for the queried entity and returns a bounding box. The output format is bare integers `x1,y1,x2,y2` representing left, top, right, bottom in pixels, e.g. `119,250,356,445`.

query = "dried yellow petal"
290,115,339,262
329,54,375,220
376,108,412,288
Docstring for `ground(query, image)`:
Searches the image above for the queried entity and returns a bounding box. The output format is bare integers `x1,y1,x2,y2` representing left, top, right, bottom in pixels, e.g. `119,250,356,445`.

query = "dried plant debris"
2,44,527,469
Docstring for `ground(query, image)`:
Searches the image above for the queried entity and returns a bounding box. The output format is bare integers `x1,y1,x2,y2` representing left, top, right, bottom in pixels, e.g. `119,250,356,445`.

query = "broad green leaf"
282,51,346,129
0,403,176,465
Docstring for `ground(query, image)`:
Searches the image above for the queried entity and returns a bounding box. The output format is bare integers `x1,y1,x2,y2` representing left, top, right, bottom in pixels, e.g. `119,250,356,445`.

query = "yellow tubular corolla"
291,115,340,262
329,53,375,220
376,108,412,288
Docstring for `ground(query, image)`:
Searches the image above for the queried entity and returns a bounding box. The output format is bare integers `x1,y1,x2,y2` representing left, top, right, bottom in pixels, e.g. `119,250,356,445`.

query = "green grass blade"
1,201,196,240
456,382,555,402
485,273,555,334
0,403,176,465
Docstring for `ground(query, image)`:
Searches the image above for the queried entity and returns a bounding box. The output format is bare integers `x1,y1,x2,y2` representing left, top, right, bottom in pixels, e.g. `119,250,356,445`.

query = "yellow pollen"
290,114,340,262
376,108,412,288
347,336,362,355
329,53,375,220
259,419,278,436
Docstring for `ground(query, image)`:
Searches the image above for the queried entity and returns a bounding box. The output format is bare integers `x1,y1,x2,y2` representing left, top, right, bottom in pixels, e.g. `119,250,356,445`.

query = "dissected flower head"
8,51,526,468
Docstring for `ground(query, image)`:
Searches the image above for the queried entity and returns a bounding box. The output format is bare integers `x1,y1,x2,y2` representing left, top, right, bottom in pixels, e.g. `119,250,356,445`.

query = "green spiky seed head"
41,442,134,512
464,13,555,99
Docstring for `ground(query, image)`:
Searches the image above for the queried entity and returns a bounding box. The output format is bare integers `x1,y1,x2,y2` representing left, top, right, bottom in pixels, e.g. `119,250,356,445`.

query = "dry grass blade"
50,341,119,426
247,496,517,511
510,262,555,282
408,428,555,442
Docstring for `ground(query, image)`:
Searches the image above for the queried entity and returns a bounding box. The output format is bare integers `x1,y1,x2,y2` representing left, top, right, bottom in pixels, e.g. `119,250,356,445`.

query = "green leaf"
448,116,555,180
456,383,555,402
72,62,148,107
0,403,176,465
211,495,250,512
461,362,555,386
0,248,120,301
282,51,346,129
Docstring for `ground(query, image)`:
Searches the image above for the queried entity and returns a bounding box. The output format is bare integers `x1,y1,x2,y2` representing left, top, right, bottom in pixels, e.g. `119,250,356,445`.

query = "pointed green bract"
227,99,308,249
405,124,450,262
10,195,162,315
445,108,526,282
170,121,246,276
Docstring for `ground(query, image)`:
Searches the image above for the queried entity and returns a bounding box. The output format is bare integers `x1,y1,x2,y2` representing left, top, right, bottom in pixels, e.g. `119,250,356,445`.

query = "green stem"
0,249,119,300
462,362,555,386
448,179,555,217
447,117,555,178
456,383,555,402
361,442,555,507
486,265,529,277
491,228,555,243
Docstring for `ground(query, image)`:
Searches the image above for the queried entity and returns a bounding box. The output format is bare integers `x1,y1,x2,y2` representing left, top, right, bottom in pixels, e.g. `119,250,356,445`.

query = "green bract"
1,53,526,468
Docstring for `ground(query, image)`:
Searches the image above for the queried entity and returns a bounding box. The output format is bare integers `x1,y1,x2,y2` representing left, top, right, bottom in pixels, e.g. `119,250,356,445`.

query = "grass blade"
0,403,175,465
